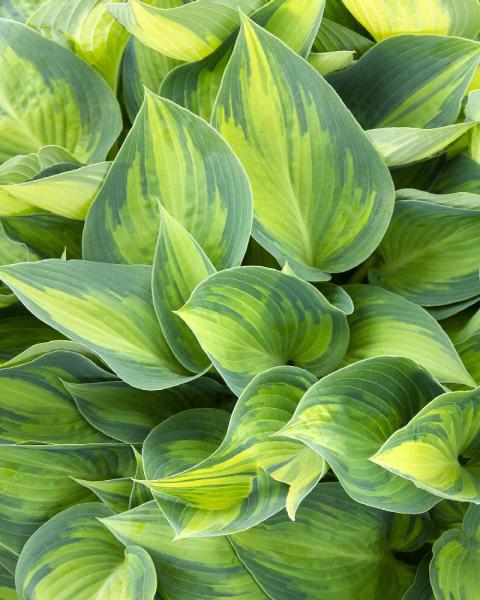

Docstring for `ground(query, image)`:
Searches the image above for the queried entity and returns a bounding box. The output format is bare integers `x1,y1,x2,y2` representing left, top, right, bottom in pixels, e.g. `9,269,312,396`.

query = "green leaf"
102,500,268,599
431,504,480,600
108,0,262,60
0,145,78,184
0,0,45,22
434,154,480,194
315,283,354,315
279,356,443,512
213,16,394,280
177,267,349,394
0,222,33,265
314,17,374,54
329,35,480,129
161,0,326,120
372,388,480,503
402,554,435,600
0,19,121,163
83,91,252,268
444,307,480,385
308,50,355,76
343,284,474,387
396,188,480,211
28,0,130,90
369,199,480,306
66,377,230,443
72,478,134,513
430,500,469,531
16,503,157,600
141,367,324,531
0,259,196,390
342,0,480,40
230,483,425,600
367,123,477,167
152,208,215,373
0,349,114,443
0,443,135,553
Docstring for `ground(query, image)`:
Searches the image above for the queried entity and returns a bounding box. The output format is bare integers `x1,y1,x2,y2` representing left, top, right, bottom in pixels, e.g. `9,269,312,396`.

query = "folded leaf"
367,123,476,167
161,0,326,120
279,356,443,512
0,19,121,163
213,16,394,279
102,501,268,599
67,377,229,443
0,260,196,390
431,504,480,600
396,188,480,211
343,284,474,387
372,388,480,503
108,0,262,60
152,209,215,372
83,91,252,268
308,50,355,76
28,0,130,90
0,443,135,553
177,267,349,394
0,145,78,185
369,199,480,306
329,36,480,129
342,0,480,40
16,503,157,600
0,349,114,443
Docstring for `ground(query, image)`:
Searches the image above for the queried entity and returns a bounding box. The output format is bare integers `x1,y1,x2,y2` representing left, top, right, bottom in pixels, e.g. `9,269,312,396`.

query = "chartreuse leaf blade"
0,19,121,164
372,388,480,503
83,91,252,268
369,199,480,306
108,0,261,60
0,260,195,390
66,377,229,443
343,285,474,387
279,357,443,512
28,0,130,90
142,407,288,539
431,504,480,600
0,145,78,185
308,50,354,76
329,36,480,129
177,267,349,395
230,483,427,600
0,443,135,554
102,500,268,599
0,349,114,444
141,367,323,527
367,123,477,168
152,208,215,373
16,503,157,600
161,0,326,120
342,0,480,40
213,16,394,279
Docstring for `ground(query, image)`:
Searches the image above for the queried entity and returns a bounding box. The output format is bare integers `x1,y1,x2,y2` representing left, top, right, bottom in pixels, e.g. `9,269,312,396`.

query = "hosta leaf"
108,0,262,60
431,500,469,531
308,50,355,76
329,36,480,129
213,17,394,279
0,145,78,185
122,37,181,121
0,1,45,22
402,555,435,600
152,209,215,373
369,199,480,306
0,309,62,362
373,388,480,503
342,0,480,40
343,284,474,387
0,19,121,164
315,282,354,315
279,356,443,512
16,503,157,600
434,154,480,194
0,349,114,443
314,17,374,54
28,0,130,90
0,222,33,265
66,377,229,443
102,501,268,599
161,0,326,120
0,443,135,554
367,123,477,168
444,307,480,384
396,188,480,211
143,407,288,538
72,478,134,513
431,504,480,600
83,91,252,268
141,367,323,529
177,267,349,394
230,483,425,600
0,260,196,390
0,161,109,219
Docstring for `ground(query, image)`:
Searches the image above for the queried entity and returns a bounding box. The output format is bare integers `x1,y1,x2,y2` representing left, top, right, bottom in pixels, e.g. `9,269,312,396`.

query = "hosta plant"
0,1,479,599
